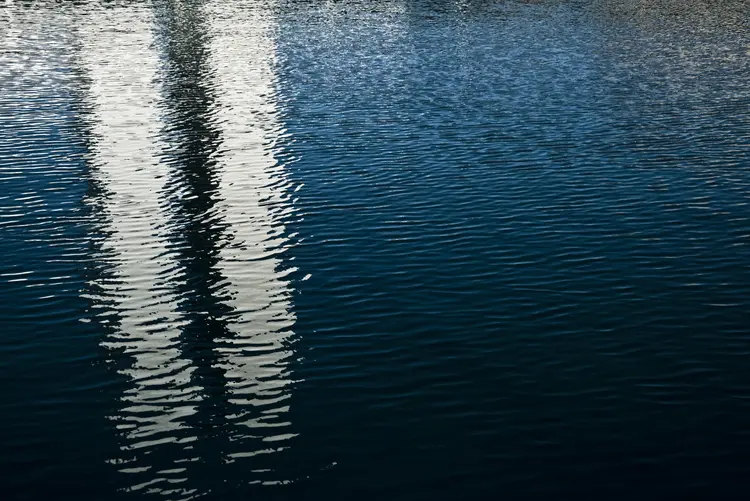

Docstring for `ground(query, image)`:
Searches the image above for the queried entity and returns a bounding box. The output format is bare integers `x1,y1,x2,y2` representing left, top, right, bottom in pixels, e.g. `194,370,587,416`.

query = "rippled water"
2,0,750,499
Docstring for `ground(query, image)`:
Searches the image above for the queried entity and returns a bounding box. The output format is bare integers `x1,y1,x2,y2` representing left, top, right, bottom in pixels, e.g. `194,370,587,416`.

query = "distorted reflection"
76,5,202,498
78,0,296,496
202,1,297,465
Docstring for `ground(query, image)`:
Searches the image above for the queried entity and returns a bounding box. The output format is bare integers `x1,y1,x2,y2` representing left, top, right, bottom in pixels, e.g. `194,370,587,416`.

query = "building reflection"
75,4,203,498
199,0,298,464
77,0,296,497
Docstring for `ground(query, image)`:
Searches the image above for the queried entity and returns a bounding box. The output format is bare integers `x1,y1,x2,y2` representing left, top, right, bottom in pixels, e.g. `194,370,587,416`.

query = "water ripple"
3,1,750,500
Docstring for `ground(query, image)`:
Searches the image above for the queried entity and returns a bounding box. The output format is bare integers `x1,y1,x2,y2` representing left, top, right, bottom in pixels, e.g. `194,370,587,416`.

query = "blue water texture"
2,1,750,500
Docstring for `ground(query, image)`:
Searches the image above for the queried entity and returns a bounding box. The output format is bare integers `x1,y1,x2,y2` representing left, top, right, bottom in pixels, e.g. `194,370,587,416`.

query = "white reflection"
76,5,200,498
205,1,297,464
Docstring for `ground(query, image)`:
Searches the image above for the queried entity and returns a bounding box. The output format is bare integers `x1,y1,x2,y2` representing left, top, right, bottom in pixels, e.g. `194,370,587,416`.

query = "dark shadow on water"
152,0,234,455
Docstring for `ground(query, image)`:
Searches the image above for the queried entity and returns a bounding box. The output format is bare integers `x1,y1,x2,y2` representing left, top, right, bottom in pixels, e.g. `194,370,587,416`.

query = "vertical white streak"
206,2,297,455
76,6,199,496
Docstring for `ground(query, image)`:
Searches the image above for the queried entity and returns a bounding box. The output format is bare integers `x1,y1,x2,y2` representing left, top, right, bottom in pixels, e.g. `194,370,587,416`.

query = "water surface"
2,1,750,499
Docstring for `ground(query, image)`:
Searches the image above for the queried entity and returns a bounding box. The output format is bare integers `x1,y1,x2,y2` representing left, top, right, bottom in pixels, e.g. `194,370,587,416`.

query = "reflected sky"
74,1,297,497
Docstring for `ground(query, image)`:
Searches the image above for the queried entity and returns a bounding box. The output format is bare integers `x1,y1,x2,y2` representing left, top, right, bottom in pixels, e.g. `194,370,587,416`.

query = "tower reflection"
202,0,297,461
78,0,296,497
76,4,202,498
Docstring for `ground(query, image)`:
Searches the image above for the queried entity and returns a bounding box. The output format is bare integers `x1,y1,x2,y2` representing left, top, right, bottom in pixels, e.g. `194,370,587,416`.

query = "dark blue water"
2,0,750,499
